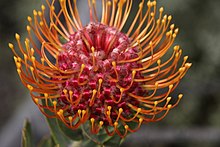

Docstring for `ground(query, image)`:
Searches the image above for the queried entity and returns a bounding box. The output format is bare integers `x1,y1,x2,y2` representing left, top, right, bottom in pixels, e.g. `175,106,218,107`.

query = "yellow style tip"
8,43,14,49
15,33,20,40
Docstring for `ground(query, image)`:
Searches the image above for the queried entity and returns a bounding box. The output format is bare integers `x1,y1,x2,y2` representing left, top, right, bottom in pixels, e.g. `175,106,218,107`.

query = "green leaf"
80,123,103,147
56,119,83,141
100,127,123,147
45,115,72,147
95,128,114,144
41,99,83,146
37,136,56,147
41,99,72,147
103,135,123,147
82,130,122,147
80,122,125,147
82,138,100,147
21,119,33,147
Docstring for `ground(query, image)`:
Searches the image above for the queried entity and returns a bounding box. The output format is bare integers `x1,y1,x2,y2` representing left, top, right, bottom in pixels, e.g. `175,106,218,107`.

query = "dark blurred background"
0,0,220,147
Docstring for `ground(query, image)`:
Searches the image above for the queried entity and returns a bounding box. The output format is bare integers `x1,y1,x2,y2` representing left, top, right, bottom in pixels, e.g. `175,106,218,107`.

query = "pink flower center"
57,22,145,125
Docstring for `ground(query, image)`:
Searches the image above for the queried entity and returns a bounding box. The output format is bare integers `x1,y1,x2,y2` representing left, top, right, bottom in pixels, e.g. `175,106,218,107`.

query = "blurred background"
0,0,220,146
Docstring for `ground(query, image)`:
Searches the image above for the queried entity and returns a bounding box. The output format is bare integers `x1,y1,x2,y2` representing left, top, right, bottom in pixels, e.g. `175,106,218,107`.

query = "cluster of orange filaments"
9,0,191,137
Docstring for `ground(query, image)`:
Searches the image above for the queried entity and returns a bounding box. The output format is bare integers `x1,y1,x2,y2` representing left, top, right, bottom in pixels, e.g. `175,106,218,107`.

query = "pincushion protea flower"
9,0,191,138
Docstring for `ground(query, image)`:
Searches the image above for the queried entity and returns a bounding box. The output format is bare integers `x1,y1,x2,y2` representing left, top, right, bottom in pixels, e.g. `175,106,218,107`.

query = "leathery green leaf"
21,119,33,147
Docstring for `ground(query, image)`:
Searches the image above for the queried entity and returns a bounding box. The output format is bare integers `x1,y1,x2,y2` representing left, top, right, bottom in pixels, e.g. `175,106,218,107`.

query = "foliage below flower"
9,0,191,138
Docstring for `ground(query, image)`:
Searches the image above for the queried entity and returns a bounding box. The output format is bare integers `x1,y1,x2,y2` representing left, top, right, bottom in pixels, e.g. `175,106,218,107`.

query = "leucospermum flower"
10,0,191,137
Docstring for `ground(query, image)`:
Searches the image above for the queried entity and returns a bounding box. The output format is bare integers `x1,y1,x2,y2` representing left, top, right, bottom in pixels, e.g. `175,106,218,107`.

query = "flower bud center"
57,22,145,125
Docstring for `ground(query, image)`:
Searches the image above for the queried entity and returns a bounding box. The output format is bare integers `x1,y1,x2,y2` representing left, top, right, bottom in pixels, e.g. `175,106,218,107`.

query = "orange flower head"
9,0,191,137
